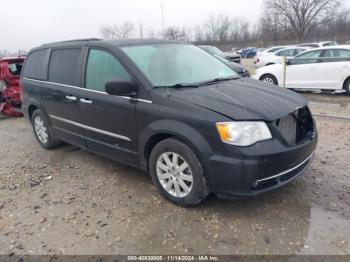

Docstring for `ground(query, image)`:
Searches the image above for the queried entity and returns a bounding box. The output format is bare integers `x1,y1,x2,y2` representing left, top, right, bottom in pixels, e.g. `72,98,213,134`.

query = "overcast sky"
2,0,350,52
1,0,266,52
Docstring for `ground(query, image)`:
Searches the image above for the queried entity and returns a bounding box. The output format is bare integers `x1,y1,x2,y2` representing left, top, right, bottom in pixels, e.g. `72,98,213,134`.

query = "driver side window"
85,49,131,92
290,50,322,65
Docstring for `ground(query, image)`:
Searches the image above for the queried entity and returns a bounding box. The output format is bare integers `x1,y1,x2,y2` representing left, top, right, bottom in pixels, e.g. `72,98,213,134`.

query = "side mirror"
105,78,136,97
286,59,291,65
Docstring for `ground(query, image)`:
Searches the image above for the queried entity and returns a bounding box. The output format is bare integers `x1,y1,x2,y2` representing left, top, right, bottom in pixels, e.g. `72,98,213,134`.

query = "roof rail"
42,38,102,46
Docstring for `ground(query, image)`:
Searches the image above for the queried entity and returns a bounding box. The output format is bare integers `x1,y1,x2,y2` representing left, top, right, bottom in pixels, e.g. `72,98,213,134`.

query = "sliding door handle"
80,98,93,104
65,95,77,102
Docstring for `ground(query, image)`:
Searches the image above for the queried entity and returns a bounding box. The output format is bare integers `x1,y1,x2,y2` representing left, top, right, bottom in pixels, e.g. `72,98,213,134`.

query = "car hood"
170,78,307,121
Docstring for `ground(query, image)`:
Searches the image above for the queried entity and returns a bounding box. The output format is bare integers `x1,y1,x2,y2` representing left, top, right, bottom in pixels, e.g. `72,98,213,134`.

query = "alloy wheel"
262,77,274,84
156,152,193,198
34,116,48,144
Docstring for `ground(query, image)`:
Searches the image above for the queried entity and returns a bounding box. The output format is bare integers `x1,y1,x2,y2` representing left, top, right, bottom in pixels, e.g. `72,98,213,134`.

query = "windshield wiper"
153,77,239,89
198,76,240,86
154,83,199,89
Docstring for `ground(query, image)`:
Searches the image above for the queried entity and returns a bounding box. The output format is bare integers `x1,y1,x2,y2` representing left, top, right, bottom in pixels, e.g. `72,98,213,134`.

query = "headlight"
216,121,272,146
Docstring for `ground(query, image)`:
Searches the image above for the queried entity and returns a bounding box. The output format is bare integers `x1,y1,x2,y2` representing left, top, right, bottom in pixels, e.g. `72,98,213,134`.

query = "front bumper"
206,131,317,198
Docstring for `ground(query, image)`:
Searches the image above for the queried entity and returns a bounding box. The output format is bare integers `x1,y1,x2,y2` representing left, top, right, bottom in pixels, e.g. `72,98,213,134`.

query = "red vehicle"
0,57,25,117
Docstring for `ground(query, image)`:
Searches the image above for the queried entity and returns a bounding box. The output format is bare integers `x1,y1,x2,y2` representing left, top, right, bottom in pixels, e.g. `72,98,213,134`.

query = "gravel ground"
0,93,350,256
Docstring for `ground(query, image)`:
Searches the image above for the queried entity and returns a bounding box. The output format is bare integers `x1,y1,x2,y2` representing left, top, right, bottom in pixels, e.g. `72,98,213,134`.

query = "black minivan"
21,39,317,206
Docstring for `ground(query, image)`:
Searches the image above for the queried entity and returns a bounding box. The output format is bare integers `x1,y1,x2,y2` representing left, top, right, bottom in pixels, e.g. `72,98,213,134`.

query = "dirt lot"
0,93,350,256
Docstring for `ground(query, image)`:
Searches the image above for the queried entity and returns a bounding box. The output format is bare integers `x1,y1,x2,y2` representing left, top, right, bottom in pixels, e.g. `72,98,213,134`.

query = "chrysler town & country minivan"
21,39,317,206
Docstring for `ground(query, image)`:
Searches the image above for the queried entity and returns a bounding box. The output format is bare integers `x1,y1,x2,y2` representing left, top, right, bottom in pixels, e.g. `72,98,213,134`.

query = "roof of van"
40,38,187,48
0,57,26,62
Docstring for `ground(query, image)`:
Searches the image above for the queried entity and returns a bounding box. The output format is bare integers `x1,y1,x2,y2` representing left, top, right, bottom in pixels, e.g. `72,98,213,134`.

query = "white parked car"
255,46,289,57
253,46,350,95
298,41,338,48
254,47,309,69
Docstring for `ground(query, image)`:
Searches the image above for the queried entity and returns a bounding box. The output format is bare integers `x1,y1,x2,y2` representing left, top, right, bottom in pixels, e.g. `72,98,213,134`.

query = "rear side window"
322,49,350,63
22,49,49,80
324,49,350,58
8,61,23,75
85,49,130,92
48,48,82,86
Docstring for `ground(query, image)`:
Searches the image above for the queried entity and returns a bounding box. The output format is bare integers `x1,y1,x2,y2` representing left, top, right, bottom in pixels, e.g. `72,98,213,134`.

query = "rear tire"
31,109,61,149
260,74,278,85
344,78,350,95
149,138,209,206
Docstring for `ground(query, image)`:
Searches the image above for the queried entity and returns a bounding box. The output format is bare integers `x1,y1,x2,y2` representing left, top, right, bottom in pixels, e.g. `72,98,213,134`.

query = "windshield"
8,61,23,75
122,44,238,87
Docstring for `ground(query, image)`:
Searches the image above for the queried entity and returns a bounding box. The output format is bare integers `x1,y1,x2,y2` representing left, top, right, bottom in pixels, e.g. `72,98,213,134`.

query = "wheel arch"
139,120,213,174
28,104,39,120
25,98,51,124
342,76,350,90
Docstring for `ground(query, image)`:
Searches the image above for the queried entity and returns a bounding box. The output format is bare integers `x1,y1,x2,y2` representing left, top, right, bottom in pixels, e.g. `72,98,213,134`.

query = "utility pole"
161,3,165,39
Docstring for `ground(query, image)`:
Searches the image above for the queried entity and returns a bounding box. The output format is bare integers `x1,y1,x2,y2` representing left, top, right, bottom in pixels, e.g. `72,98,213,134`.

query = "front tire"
344,78,350,95
149,138,209,206
31,109,61,149
260,74,278,85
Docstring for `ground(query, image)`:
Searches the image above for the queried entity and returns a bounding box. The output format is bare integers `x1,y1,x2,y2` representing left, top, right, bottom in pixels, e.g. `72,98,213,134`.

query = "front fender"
138,119,213,174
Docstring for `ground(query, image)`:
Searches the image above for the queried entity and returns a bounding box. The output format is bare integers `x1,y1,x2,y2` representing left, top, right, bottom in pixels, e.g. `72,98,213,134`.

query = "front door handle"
80,98,93,104
65,95,77,102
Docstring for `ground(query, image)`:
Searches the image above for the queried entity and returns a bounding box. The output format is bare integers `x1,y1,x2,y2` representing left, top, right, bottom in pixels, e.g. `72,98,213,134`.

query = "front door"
313,49,350,89
79,48,138,166
285,50,322,89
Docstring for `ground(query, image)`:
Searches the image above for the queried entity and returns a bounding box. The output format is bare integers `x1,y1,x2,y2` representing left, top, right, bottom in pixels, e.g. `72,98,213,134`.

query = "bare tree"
163,26,185,40
193,25,204,42
229,18,250,42
204,14,230,42
100,22,134,40
183,27,193,42
0,50,10,59
146,29,156,39
138,22,144,39
256,9,284,46
264,0,342,42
